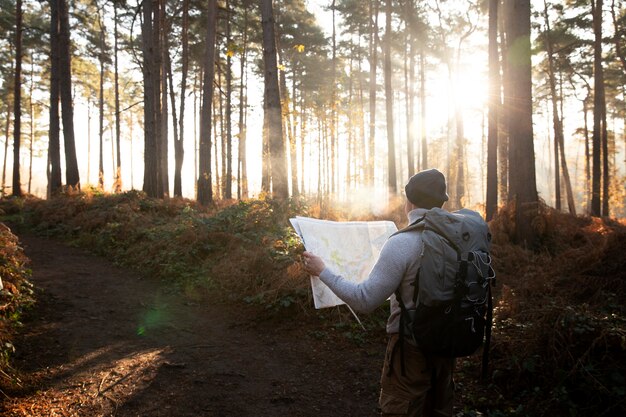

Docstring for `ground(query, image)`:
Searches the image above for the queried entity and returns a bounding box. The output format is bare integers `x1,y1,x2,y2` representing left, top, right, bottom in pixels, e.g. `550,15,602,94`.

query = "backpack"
394,208,496,377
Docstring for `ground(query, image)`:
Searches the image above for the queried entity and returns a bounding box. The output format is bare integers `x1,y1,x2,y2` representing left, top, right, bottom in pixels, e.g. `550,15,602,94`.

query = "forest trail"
3,234,382,417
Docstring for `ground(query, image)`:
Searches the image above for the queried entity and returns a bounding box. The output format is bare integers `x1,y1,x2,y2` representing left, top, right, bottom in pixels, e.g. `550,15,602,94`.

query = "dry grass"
1,192,624,416
485,202,626,416
0,217,34,393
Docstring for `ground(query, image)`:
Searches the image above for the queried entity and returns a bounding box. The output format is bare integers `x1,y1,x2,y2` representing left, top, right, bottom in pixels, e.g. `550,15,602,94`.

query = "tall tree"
59,0,79,189
160,0,169,197
12,0,22,197
591,0,607,216
48,0,62,194
261,0,288,199
504,0,538,246
197,0,217,205
141,0,160,197
486,0,499,221
237,0,249,200
384,0,396,193
541,0,576,215
97,7,106,189
367,0,379,187
330,0,337,195
225,0,233,199
114,0,121,193
419,47,427,170
158,0,168,197
174,0,189,197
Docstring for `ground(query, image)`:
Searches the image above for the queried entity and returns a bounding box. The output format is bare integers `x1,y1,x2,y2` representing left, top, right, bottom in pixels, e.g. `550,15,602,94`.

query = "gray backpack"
395,208,496,377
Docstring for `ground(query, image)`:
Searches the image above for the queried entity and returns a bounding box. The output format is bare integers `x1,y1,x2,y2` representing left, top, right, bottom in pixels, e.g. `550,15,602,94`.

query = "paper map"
290,216,398,309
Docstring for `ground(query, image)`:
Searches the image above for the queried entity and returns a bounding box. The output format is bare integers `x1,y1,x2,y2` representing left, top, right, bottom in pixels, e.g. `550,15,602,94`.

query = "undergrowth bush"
1,193,624,416
0,191,314,308
483,203,626,416
0,216,34,387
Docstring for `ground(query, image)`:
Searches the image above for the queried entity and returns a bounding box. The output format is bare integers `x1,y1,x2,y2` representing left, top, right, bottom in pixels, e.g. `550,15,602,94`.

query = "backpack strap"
389,215,425,377
392,265,420,378
481,279,494,380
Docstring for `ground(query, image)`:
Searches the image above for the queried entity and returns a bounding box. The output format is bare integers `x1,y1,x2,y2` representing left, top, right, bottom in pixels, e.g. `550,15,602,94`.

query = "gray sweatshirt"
318,208,426,334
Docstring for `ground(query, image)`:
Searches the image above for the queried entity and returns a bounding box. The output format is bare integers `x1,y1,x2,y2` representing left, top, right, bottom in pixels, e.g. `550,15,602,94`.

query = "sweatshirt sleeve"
317,236,411,313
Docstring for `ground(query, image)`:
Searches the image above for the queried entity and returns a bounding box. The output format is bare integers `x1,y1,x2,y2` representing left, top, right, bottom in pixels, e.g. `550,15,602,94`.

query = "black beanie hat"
404,168,449,207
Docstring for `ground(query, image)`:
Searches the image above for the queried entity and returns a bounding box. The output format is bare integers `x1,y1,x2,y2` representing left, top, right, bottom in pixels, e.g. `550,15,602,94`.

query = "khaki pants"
379,334,455,417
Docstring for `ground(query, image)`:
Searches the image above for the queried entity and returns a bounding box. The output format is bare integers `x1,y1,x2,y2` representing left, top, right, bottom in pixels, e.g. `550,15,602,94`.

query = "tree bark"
12,0,23,197
59,0,79,189
28,56,34,194
583,96,591,212
173,0,189,197
542,0,576,215
141,0,159,197
504,0,538,246
420,48,427,170
197,0,217,205
405,26,415,177
98,10,105,189
486,0,499,221
368,0,379,187
49,0,62,194
225,0,233,199
159,0,169,197
114,2,122,192
3,93,11,194
261,0,288,199
591,0,606,216
384,0,397,193
237,4,249,200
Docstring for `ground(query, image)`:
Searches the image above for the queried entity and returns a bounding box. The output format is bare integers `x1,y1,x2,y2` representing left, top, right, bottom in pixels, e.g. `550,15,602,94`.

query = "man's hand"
302,251,325,277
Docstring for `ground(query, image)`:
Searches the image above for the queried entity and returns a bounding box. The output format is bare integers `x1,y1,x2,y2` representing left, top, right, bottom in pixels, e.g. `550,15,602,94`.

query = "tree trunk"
114,2,122,192
98,12,105,190
591,0,605,216
504,0,538,247
419,48,427,170
225,0,233,199
197,0,217,205
601,96,609,217
384,0,397,194
405,27,415,177
28,57,34,194
330,0,337,195
193,70,199,197
486,0,499,221
166,47,180,198
174,0,189,197
214,92,221,199
159,0,168,197
237,4,249,200
542,0,576,214
3,94,12,195
498,7,509,203
368,0,379,187
49,1,62,194
454,102,465,208
175,0,189,197
261,0,288,199
59,0,79,189
583,96,591,212
142,0,159,197
300,93,307,194
12,0,23,197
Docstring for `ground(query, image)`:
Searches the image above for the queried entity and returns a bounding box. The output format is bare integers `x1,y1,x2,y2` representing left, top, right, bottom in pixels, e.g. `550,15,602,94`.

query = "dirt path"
3,234,383,416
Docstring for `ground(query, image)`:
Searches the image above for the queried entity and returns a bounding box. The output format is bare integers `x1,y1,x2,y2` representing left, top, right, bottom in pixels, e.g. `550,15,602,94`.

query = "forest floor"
1,233,389,417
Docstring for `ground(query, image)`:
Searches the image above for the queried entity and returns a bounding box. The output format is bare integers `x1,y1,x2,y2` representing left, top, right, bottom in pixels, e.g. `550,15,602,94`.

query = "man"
302,168,454,417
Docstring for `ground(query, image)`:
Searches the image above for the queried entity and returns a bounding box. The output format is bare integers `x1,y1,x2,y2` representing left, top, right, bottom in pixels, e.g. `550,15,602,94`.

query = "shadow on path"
2,234,382,416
